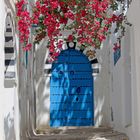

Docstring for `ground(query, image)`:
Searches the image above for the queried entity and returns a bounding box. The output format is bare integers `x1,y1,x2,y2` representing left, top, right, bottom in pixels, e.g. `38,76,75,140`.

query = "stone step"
28,127,129,140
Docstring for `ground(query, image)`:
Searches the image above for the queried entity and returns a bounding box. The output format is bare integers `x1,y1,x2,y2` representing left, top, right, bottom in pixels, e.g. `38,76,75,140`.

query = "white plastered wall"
0,0,20,140
108,1,140,140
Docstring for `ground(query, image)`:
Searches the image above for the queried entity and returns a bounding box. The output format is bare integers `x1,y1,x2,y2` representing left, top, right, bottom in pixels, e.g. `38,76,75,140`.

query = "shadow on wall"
35,40,50,127
4,111,15,140
94,37,111,126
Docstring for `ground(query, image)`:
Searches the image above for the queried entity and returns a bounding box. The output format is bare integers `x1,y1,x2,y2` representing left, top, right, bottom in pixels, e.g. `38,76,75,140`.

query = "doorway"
50,48,94,127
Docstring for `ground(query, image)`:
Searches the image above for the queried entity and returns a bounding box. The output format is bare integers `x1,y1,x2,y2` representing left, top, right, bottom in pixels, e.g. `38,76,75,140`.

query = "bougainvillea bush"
16,0,129,62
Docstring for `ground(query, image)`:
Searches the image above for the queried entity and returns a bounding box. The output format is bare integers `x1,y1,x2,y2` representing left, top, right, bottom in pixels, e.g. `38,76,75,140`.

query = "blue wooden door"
50,48,94,127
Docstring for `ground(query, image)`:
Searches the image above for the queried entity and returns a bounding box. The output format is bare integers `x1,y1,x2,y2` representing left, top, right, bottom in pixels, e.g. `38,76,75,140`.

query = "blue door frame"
50,48,94,127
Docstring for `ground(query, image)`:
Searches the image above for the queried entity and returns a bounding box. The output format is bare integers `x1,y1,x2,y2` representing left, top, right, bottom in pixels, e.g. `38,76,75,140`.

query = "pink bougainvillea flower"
57,40,63,49
68,35,74,42
112,14,119,22
60,17,68,24
64,11,75,20
81,10,86,17
23,43,32,51
50,1,59,9
16,0,125,62
16,0,32,51
113,43,121,51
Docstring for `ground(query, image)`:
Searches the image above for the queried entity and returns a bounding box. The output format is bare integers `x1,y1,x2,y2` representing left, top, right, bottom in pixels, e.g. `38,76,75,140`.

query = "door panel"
50,49,94,127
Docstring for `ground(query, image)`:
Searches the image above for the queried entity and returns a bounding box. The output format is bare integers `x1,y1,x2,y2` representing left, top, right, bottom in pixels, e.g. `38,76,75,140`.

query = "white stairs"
28,127,129,140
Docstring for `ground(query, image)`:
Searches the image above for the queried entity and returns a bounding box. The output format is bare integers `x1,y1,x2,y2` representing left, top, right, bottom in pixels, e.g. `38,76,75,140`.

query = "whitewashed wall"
109,1,140,140
94,38,111,127
125,1,140,139
109,26,132,129
0,0,20,140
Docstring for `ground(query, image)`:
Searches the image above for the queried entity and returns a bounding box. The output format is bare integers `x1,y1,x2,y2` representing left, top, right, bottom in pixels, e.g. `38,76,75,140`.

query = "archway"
4,13,16,88
50,44,94,127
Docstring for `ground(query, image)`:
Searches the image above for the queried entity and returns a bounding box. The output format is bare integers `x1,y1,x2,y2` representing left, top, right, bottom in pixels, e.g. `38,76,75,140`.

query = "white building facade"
0,0,140,140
